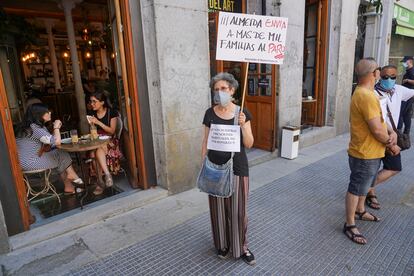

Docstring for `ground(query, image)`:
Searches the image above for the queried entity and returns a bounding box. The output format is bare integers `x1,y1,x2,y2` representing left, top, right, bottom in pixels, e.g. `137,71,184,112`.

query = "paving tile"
70,147,414,275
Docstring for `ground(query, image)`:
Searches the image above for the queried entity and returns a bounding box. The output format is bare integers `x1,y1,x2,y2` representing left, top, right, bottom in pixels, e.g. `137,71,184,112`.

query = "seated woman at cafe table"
15,103,83,194
88,90,123,195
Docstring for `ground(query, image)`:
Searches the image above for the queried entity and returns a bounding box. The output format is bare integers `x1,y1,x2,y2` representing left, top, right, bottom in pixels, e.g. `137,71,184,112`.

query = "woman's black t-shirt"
91,108,118,134
202,106,252,177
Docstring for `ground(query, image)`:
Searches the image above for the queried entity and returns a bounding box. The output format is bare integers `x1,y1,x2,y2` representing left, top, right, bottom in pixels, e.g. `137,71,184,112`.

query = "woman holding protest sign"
200,72,255,265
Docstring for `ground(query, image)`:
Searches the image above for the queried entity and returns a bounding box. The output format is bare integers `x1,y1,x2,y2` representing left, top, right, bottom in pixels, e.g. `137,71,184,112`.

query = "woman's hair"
15,103,49,138
90,90,112,109
210,72,239,91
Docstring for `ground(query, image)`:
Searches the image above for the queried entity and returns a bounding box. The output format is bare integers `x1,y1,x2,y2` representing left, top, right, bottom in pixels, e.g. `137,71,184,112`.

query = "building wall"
325,0,342,127
140,0,211,194
139,0,360,193
333,0,360,135
276,0,305,139
396,0,414,11
0,202,9,254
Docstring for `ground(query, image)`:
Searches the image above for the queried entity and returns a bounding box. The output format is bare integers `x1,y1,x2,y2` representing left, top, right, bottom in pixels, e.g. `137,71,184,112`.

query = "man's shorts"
348,155,381,196
382,153,402,171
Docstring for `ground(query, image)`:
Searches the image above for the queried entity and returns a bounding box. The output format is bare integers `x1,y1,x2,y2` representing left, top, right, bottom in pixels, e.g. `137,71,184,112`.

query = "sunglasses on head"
373,67,381,72
381,75,397,80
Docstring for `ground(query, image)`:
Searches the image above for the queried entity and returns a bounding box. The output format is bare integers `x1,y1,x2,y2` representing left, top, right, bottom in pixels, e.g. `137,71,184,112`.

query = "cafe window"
0,0,145,232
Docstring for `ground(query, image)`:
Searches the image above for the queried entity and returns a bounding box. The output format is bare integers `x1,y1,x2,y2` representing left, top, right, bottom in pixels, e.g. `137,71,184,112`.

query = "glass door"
108,0,140,187
244,63,277,151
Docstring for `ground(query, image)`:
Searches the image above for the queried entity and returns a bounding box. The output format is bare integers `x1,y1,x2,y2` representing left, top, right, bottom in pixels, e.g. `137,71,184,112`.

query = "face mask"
402,62,408,68
380,78,396,90
214,91,232,107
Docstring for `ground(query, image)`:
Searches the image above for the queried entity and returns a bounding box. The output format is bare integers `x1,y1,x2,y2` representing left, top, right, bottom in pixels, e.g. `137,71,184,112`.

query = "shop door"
0,69,30,232
302,0,328,127
209,11,277,151
109,0,144,188
244,64,277,151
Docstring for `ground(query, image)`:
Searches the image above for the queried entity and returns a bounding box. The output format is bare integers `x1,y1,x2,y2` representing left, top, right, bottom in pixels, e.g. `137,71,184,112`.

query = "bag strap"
376,89,398,132
230,105,241,159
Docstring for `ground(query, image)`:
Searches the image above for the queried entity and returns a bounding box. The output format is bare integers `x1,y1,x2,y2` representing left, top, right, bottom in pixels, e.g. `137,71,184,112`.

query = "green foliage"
0,8,38,47
367,0,383,14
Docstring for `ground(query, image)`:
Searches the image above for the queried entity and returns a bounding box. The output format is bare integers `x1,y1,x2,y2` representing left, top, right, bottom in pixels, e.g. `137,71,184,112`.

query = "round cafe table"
57,138,109,209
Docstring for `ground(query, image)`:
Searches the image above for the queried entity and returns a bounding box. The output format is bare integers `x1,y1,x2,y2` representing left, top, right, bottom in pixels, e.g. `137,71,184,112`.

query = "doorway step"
10,187,168,251
247,148,278,167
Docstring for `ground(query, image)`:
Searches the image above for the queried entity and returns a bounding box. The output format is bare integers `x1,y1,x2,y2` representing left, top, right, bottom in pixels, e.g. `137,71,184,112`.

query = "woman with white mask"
201,72,255,265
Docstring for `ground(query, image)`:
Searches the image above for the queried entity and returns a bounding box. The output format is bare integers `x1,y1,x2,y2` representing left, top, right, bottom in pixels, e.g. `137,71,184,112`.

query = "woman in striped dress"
15,103,83,194
201,72,256,265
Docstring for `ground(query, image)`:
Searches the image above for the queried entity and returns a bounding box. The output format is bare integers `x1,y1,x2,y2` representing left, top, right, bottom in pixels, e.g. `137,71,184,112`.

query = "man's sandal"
343,223,367,245
366,194,380,210
355,211,380,222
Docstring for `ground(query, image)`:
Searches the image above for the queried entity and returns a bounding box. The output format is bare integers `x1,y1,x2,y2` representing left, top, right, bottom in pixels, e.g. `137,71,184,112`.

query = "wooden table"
57,138,109,209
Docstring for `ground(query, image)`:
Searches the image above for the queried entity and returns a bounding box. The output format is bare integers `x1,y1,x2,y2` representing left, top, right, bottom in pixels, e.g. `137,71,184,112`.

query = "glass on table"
90,125,98,141
70,129,79,144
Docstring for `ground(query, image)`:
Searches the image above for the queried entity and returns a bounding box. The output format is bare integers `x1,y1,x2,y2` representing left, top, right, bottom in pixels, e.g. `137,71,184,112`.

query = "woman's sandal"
366,194,380,210
355,210,380,222
64,187,85,195
93,186,104,196
343,223,367,245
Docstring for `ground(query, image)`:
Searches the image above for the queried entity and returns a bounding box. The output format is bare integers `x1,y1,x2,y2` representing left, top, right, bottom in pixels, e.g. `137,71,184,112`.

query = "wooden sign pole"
240,62,249,111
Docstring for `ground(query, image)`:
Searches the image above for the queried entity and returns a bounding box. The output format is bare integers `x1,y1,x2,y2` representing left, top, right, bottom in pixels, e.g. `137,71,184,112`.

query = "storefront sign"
216,12,288,64
208,0,242,13
394,4,414,37
207,124,240,152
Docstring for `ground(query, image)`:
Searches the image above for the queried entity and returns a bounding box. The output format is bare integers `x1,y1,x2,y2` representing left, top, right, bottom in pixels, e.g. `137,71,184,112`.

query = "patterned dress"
92,108,123,174
16,123,72,173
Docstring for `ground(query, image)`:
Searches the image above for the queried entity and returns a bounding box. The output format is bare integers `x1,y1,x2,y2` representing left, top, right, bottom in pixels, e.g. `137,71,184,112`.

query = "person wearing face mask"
343,59,397,245
201,72,255,265
399,56,414,135
365,65,414,210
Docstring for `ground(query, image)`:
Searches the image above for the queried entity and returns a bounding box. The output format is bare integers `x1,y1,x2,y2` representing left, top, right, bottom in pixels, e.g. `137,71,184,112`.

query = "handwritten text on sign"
216,12,288,64
207,124,240,152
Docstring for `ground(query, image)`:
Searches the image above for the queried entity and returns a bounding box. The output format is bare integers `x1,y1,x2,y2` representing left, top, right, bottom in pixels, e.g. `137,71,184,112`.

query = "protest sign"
207,124,240,152
216,12,288,64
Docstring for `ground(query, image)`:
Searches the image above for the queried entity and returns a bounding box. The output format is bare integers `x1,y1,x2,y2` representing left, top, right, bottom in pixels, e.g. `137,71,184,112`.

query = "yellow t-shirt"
348,86,386,159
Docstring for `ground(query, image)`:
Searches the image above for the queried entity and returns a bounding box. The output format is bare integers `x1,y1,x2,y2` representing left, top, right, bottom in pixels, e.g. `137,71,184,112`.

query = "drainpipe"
377,13,384,65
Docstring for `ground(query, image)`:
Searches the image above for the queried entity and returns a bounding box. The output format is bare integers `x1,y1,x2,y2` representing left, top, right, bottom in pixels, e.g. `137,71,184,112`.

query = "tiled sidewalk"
70,148,414,275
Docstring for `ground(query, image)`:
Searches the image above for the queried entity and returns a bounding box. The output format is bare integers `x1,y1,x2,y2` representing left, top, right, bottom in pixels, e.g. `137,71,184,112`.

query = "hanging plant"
369,0,383,13
0,8,38,46
359,0,383,15
101,23,113,52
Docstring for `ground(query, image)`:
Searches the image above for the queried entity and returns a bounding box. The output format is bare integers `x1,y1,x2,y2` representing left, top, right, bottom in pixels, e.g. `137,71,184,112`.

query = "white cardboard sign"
207,124,241,152
216,12,288,64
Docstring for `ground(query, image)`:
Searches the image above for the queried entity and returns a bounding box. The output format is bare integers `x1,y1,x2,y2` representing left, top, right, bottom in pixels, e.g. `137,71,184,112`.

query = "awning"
394,4,414,38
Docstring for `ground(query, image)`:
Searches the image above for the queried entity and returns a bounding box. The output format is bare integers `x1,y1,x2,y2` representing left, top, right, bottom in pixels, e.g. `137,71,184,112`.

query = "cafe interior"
0,0,135,227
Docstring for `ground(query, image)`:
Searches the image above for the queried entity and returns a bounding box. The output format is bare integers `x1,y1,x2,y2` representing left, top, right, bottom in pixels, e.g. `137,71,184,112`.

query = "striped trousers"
208,175,249,258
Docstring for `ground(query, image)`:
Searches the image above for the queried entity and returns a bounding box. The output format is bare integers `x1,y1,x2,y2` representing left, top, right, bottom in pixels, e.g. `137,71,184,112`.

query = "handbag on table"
197,105,240,198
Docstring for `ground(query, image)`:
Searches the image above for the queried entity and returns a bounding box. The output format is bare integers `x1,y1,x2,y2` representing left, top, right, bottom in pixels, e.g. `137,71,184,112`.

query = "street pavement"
69,136,414,275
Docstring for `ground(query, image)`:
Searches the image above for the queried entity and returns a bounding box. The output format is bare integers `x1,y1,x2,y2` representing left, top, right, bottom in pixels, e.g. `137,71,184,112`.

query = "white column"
43,19,62,92
60,0,88,133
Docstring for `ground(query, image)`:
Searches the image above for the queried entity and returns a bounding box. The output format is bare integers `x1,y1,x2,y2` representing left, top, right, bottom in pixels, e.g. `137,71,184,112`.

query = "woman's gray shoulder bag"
196,105,240,198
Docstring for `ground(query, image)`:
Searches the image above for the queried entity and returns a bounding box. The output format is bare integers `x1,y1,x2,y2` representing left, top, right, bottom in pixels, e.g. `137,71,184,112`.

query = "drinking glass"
70,129,79,144
90,125,98,140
